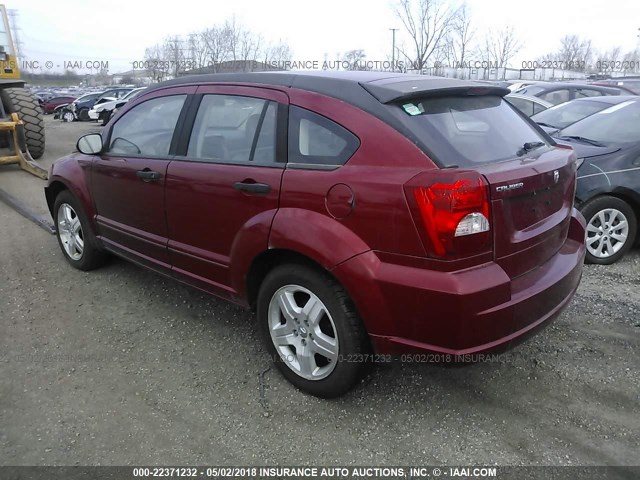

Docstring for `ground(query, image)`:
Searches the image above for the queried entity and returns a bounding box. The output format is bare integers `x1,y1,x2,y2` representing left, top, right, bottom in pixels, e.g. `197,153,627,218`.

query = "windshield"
123,89,144,100
76,93,100,102
395,95,549,167
532,100,609,129
557,100,640,145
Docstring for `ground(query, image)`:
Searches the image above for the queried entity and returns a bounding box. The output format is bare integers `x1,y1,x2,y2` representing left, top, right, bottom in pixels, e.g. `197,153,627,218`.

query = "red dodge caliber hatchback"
45,72,586,397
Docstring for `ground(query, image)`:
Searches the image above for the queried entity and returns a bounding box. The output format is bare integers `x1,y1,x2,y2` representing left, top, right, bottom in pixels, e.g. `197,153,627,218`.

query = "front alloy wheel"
54,190,108,271
57,203,84,260
580,195,637,265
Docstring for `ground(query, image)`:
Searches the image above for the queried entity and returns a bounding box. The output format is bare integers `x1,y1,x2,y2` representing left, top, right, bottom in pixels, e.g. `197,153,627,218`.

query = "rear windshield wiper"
555,135,606,147
516,141,546,156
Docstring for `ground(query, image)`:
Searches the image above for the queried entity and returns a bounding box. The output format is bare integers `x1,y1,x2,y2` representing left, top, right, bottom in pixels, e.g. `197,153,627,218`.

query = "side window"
540,89,570,105
288,106,359,166
507,97,533,116
575,88,602,98
186,94,277,164
532,101,547,114
108,95,186,157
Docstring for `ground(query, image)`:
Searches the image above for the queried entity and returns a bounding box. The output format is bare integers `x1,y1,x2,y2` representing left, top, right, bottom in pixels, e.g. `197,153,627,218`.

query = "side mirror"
76,133,103,155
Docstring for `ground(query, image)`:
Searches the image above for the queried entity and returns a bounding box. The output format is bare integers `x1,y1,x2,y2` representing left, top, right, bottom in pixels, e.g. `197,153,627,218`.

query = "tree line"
143,17,292,81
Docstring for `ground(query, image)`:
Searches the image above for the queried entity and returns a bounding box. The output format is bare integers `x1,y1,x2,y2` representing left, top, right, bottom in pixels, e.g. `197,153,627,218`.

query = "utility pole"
389,28,398,72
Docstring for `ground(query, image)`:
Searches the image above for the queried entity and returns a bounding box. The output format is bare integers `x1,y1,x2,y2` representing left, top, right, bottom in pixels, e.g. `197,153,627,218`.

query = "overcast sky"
8,0,640,74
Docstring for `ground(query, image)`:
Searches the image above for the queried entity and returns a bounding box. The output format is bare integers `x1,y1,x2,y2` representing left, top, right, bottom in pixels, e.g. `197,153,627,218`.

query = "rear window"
515,85,546,96
558,100,640,145
531,99,608,129
396,96,549,167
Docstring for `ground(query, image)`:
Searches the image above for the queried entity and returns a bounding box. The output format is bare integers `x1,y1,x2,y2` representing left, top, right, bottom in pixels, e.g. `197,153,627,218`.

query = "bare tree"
395,0,459,71
557,35,592,71
443,3,474,67
596,46,622,74
482,26,521,68
622,48,640,73
342,49,368,70
162,36,187,78
238,30,262,71
202,26,231,72
187,32,209,69
263,41,293,69
144,44,170,82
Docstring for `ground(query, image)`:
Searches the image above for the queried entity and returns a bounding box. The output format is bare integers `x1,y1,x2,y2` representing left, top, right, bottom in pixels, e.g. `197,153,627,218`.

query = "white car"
88,97,117,121
88,87,146,124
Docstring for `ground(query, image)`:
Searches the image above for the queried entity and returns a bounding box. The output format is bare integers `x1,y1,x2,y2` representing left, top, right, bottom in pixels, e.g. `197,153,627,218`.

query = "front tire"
54,190,108,271
78,108,90,122
580,196,637,265
257,264,369,398
0,87,46,158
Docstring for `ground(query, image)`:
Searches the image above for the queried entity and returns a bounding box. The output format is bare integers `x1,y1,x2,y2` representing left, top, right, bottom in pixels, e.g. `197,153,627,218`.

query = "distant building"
111,69,156,86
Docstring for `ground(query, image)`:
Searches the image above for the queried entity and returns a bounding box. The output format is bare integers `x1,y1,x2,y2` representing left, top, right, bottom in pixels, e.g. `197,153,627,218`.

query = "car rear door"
164,85,287,298
91,86,194,273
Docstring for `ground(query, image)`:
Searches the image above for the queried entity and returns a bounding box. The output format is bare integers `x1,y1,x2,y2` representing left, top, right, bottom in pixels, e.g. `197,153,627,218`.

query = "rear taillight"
406,172,492,259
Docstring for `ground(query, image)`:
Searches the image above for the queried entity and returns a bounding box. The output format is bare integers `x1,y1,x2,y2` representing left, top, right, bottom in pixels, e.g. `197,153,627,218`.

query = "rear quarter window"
288,106,359,167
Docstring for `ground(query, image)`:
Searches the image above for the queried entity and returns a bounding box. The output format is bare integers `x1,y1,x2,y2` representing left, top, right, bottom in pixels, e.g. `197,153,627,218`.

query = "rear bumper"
333,209,586,355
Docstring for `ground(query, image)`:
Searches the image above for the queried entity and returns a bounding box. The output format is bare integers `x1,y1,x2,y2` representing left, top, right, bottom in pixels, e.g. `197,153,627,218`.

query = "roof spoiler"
361,81,510,104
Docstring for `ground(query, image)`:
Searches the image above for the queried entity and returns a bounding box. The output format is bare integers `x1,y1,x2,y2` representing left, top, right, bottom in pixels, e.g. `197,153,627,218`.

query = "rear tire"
54,190,108,271
257,264,369,398
579,196,637,265
1,87,46,159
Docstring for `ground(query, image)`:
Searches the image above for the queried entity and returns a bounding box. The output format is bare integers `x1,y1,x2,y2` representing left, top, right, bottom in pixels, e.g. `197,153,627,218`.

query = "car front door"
91,87,194,273
164,86,287,298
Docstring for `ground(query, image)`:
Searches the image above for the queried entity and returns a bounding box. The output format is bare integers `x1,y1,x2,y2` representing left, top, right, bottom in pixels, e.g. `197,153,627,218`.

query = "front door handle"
234,181,271,194
136,169,161,182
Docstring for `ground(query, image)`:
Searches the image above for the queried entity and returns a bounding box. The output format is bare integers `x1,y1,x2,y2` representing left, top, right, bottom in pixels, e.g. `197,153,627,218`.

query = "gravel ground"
0,118,638,466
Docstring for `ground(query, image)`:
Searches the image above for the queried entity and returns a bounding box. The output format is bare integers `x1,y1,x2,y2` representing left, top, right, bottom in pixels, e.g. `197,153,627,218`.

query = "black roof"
148,70,510,104
566,95,639,105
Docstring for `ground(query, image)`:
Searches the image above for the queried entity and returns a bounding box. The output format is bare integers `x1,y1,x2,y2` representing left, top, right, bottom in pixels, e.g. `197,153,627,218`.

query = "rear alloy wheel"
54,190,108,271
257,264,369,398
580,196,637,265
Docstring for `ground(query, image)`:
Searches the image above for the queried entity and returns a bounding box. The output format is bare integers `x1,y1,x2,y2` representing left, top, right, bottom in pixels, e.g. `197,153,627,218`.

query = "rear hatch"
476,150,576,277
379,86,577,277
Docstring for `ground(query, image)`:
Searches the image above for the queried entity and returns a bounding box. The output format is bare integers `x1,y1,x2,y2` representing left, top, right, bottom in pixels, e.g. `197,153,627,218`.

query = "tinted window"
539,89,570,105
532,102,547,114
288,106,359,166
506,96,534,116
397,96,549,167
186,94,277,164
532,99,609,129
619,80,640,94
575,88,603,98
558,100,640,145
108,95,186,157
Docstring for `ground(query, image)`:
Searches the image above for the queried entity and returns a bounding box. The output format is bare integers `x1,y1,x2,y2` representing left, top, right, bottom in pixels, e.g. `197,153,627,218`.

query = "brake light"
409,173,491,259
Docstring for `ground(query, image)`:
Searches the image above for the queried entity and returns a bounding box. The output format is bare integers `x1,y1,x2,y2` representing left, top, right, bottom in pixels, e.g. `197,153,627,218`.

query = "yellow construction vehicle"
0,4,47,179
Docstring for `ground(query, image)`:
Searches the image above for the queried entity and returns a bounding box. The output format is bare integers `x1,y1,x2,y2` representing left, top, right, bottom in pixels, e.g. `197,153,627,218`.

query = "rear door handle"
234,181,271,194
136,169,161,182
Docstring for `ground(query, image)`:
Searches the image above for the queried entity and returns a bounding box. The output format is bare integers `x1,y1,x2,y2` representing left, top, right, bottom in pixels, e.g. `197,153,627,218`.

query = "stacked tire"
1,87,46,159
